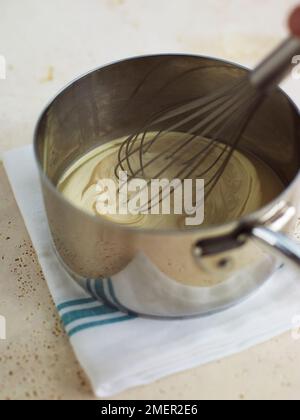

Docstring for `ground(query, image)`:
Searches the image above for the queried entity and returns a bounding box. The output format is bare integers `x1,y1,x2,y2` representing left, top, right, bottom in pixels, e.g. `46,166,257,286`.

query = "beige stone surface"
1,0,300,400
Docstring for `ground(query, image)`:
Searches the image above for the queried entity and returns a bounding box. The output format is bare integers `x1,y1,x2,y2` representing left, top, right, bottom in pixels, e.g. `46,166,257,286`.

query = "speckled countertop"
1,0,300,400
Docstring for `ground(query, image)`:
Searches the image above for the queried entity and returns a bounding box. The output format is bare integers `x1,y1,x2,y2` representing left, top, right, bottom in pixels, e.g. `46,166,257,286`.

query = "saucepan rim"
33,53,300,237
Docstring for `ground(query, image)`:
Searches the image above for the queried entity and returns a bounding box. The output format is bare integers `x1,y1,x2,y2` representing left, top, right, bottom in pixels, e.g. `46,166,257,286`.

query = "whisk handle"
250,36,300,90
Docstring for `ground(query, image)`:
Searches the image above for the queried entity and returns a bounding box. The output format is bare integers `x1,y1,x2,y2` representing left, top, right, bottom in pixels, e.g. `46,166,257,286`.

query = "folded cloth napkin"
3,144,300,397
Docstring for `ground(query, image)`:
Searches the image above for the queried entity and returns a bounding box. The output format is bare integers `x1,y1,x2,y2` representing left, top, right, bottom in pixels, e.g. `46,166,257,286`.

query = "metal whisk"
115,9,300,208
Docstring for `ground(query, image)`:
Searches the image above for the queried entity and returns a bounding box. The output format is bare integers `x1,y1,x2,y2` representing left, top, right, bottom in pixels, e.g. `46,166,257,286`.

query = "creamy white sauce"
58,132,284,229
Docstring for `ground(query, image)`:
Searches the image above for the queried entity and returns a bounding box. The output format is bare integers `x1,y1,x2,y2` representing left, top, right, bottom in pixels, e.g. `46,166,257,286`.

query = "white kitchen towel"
3,144,300,397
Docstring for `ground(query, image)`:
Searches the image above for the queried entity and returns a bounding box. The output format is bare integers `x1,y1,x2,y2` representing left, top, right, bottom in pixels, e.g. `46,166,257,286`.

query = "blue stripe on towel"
94,278,106,300
56,278,138,337
67,314,135,337
94,277,124,309
107,277,126,309
57,297,96,311
96,278,139,318
87,278,98,299
61,304,118,327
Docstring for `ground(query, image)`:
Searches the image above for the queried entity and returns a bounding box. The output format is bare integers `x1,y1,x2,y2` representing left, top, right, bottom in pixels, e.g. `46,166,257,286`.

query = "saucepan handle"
194,204,300,270
250,226,300,268
194,202,300,270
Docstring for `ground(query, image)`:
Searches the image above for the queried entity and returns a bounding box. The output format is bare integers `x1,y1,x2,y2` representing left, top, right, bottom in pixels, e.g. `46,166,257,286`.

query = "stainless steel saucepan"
34,55,300,318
